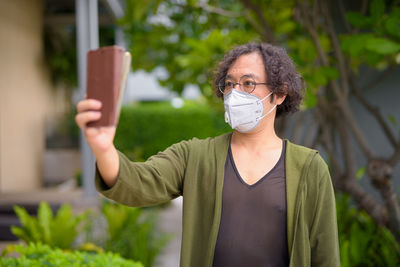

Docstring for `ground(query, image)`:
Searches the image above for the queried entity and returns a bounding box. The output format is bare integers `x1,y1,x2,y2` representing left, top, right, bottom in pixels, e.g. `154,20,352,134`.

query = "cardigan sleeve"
95,140,189,207
309,155,340,267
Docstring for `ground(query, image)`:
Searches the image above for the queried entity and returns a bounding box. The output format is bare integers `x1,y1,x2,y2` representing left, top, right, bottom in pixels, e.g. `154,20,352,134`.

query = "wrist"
95,144,117,163
95,145,119,186
92,142,115,159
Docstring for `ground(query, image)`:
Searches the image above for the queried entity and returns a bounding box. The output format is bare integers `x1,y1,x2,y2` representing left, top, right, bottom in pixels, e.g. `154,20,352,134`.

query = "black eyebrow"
243,73,257,79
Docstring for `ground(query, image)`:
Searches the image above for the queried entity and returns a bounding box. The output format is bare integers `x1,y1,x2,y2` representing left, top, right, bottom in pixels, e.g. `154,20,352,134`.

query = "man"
75,42,340,267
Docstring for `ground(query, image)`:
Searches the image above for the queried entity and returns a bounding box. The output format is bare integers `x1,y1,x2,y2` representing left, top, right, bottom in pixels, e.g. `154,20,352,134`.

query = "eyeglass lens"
219,75,256,94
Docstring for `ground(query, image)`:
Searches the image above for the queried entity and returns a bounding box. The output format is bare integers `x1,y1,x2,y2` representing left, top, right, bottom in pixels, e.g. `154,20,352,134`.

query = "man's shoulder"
286,139,318,156
286,140,317,168
286,140,328,173
182,132,232,148
164,132,231,157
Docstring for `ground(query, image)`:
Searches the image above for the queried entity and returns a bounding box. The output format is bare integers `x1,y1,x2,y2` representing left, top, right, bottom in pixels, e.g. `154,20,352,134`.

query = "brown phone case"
86,46,128,127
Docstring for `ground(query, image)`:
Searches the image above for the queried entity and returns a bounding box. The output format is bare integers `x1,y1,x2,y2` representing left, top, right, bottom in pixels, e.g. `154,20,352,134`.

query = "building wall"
0,0,53,192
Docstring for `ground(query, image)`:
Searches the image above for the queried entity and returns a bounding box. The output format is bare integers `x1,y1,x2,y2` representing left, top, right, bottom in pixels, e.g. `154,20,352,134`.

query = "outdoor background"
0,0,400,266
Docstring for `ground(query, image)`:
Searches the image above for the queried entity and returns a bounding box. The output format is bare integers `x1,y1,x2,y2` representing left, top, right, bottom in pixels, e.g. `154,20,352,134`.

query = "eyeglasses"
218,75,268,94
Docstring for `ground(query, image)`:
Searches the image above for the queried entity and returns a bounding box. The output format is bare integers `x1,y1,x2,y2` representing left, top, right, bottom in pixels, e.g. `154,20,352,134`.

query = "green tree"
119,0,400,241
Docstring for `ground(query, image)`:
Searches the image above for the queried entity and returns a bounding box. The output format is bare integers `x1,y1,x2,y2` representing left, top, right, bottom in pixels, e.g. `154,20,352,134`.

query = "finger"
77,99,102,113
75,111,101,129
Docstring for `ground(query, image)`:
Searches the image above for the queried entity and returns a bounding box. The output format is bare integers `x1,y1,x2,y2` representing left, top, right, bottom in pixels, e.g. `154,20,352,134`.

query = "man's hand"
75,98,119,187
75,99,116,156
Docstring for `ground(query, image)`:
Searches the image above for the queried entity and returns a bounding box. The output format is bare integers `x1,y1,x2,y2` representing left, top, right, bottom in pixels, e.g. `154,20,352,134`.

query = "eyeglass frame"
218,74,269,95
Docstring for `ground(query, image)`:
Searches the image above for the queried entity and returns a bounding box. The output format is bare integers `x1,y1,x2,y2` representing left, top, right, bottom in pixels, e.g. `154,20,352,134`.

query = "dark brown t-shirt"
212,140,289,267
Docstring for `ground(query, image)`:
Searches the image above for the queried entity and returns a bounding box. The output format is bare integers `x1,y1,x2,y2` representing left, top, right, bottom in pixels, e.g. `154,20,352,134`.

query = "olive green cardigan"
95,133,340,267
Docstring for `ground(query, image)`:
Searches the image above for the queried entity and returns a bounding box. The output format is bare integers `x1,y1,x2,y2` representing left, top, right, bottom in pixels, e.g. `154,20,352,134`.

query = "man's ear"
275,84,287,105
276,94,287,105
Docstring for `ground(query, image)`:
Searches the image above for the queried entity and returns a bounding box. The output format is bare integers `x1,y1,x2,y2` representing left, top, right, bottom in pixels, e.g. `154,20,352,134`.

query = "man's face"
225,52,287,133
226,52,274,104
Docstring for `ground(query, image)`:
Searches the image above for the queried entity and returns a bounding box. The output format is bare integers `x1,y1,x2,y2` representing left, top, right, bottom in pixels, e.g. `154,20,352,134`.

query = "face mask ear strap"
257,104,277,121
258,92,273,103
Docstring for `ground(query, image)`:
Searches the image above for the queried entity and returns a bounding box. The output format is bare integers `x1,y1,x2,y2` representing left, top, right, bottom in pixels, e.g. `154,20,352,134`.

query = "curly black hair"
214,43,305,117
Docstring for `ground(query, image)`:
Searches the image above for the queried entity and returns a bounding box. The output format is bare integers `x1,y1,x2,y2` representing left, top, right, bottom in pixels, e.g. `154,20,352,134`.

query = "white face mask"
224,89,277,133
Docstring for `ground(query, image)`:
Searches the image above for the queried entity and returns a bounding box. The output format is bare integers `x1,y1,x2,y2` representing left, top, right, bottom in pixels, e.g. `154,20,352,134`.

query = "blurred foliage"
10,201,169,267
114,100,230,161
44,26,78,88
75,169,83,187
1,242,143,267
43,25,117,88
102,201,171,267
119,0,258,101
11,202,88,249
46,106,80,149
119,0,400,108
337,194,400,266
341,1,400,70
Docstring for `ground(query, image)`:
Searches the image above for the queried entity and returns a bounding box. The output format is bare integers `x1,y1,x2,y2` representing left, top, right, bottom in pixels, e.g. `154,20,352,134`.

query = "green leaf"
304,88,318,109
356,167,366,180
346,12,373,28
365,37,400,54
340,240,351,267
319,35,331,52
37,201,53,244
51,203,84,248
376,59,389,70
295,37,317,62
13,205,32,227
349,223,370,263
341,34,373,57
12,205,43,243
370,0,385,21
385,14,400,38
53,204,73,224
320,66,339,80
10,226,30,243
275,7,293,21
305,66,339,88
102,202,169,266
187,0,198,5
388,114,397,125
103,203,128,239
364,51,384,66
275,21,296,34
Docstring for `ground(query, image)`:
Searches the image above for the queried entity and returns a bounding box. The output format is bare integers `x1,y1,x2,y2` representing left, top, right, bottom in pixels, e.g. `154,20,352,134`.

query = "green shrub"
11,202,88,249
336,194,400,266
11,201,169,266
101,201,171,267
1,242,143,267
115,101,230,161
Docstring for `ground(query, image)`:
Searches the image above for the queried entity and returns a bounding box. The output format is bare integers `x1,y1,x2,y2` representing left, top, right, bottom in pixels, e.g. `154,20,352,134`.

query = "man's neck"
231,120,282,152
